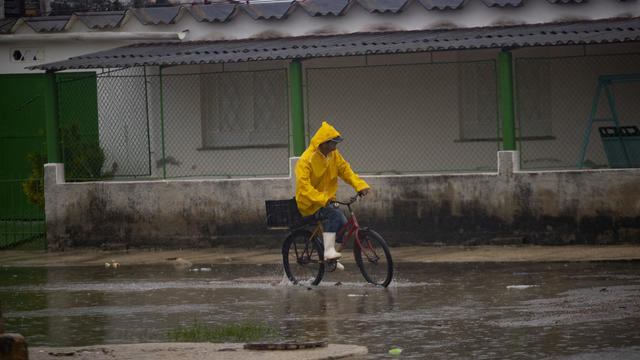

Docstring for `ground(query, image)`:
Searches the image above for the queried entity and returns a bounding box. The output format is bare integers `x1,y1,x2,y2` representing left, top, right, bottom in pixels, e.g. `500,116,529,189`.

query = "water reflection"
1,262,639,359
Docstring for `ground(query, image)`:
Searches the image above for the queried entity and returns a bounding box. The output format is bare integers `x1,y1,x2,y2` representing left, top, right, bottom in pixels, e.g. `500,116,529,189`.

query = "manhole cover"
244,341,328,350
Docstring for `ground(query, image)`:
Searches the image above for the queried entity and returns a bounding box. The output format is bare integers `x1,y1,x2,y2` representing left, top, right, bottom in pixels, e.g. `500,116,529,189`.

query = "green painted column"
289,60,305,156
43,71,61,163
499,51,516,151
159,67,167,179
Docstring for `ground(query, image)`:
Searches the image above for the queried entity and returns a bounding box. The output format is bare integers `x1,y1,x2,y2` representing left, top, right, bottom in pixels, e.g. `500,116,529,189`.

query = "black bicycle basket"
265,197,303,229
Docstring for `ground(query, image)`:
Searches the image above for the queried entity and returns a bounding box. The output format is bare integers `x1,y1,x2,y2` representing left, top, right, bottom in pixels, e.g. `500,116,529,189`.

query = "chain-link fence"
96,67,153,179
306,59,500,174
56,66,291,181
54,51,640,182
57,72,111,181
515,53,640,170
159,66,290,178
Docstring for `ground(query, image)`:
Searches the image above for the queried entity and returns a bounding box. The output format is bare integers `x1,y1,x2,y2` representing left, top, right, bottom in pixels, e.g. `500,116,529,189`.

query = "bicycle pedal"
326,260,337,272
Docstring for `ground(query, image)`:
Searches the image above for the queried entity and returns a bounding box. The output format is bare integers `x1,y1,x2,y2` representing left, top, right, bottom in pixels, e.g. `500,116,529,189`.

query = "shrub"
22,152,47,208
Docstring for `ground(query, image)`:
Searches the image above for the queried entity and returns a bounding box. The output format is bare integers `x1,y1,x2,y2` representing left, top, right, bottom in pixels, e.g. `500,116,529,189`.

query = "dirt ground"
28,342,368,360
1,244,639,267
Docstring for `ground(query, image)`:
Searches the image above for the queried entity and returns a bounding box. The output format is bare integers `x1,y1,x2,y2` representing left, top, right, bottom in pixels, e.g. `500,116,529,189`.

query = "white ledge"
0,31,187,42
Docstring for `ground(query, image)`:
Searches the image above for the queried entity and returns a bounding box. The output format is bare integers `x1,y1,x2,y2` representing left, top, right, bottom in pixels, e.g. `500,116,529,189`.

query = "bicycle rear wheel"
282,229,325,286
353,229,393,287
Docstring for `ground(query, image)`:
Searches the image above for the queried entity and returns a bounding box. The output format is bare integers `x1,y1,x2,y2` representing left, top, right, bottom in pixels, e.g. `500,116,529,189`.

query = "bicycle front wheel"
353,229,393,287
282,229,325,286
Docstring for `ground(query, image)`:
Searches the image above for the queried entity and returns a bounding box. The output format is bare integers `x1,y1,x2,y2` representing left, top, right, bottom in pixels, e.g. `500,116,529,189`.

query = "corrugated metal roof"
24,15,72,32
131,6,181,25
298,0,351,16
356,0,410,14
417,0,464,10
241,1,296,20
75,11,126,29
0,18,19,34
187,3,237,22
4,0,635,34
547,0,586,3
481,0,523,7
30,16,640,71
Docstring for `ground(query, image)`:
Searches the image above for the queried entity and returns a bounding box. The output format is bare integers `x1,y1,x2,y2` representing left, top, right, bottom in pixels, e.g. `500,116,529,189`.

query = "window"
517,60,552,138
458,61,499,140
200,69,288,148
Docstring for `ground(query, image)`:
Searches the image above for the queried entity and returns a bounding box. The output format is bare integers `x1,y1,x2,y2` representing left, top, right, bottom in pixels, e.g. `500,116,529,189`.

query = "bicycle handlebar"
330,193,363,206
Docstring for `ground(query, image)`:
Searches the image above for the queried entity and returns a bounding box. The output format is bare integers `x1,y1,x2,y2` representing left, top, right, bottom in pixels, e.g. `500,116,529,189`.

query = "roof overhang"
30,16,640,71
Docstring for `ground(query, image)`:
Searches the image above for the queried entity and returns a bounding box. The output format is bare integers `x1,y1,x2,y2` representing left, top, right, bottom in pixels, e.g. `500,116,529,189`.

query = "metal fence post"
44,71,61,163
144,66,153,177
499,51,516,151
159,67,167,179
0,298,4,334
290,60,305,156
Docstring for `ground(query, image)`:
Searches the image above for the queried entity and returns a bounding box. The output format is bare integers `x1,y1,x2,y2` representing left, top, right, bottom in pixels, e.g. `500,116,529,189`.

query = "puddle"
1,261,639,359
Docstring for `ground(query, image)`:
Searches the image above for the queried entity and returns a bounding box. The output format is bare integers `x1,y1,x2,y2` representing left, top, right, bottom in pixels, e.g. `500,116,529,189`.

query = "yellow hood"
295,122,369,216
307,121,341,153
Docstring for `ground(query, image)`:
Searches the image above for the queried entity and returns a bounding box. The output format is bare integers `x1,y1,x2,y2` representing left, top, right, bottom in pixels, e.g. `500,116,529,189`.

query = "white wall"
513,43,640,169
303,49,501,174
159,61,291,178
43,153,640,249
1,17,135,74
3,1,640,176
97,67,153,177
91,42,640,178
94,61,292,179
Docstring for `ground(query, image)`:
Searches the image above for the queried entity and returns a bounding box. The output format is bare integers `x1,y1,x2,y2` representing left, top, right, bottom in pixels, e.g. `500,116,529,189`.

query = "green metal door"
0,74,48,249
1,72,100,249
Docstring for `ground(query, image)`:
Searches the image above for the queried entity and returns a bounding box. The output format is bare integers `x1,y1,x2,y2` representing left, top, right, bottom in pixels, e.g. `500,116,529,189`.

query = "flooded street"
2,261,639,359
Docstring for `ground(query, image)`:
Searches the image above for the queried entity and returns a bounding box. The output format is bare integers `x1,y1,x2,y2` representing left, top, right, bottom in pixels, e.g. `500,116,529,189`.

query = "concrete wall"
44,151,640,250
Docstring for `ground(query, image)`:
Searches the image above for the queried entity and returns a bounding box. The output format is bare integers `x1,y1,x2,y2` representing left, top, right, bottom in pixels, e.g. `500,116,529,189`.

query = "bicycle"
276,194,393,287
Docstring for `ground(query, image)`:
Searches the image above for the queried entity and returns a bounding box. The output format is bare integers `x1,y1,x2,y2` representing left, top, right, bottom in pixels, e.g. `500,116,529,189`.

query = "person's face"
318,141,338,156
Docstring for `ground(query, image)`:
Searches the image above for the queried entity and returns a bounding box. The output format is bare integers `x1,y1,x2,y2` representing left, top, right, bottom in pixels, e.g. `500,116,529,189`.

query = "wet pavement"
1,261,639,359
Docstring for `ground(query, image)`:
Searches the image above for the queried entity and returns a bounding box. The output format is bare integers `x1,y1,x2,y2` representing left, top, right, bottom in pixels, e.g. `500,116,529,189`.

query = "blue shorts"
315,206,348,243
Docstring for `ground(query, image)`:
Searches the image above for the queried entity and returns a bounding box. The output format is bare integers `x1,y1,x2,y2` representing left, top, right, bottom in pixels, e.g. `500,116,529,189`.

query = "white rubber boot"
336,261,345,271
323,232,342,260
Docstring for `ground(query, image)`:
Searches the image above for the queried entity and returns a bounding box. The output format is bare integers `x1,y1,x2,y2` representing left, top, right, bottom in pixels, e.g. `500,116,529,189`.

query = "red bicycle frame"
335,205,367,252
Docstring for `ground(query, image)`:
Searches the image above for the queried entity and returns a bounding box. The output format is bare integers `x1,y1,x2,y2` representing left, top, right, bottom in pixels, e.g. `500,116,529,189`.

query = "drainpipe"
0,31,187,42
499,50,516,151
289,60,305,156
44,71,61,163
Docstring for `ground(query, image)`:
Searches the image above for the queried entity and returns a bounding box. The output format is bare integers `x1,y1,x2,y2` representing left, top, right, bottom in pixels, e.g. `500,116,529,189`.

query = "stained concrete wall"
44,152,640,250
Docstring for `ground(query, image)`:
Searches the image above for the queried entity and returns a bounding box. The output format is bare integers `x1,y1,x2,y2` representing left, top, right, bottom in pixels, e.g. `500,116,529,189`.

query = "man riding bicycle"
295,122,370,271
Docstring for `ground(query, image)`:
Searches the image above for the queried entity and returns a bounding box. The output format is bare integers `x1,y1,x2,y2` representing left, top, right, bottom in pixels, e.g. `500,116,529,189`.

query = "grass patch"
167,319,278,343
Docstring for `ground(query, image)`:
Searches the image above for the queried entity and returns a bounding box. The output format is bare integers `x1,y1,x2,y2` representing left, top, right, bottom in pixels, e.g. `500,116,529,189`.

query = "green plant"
167,319,278,343
60,123,105,180
22,151,47,208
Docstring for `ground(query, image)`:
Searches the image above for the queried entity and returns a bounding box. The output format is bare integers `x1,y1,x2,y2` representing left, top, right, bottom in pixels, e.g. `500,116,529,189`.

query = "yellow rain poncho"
295,122,370,216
